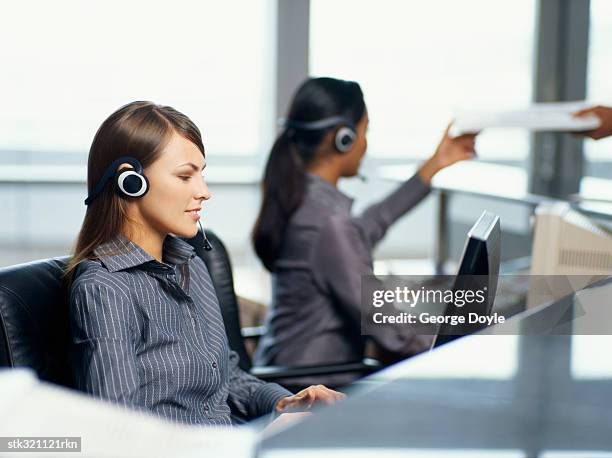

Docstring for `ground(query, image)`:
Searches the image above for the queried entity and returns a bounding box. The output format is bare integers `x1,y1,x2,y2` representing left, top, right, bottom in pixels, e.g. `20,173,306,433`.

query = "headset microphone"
197,219,213,251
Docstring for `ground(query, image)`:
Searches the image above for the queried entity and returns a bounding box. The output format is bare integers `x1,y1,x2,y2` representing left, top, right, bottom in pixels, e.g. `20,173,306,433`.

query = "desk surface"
379,161,612,220
260,278,612,457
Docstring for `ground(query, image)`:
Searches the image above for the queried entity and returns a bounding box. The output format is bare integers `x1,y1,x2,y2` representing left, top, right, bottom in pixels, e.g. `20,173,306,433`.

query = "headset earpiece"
335,126,357,153
115,167,149,199
281,116,357,154
84,156,149,205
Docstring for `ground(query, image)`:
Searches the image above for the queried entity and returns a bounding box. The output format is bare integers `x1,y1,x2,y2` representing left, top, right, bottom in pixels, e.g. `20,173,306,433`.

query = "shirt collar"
305,172,354,213
93,233,196,273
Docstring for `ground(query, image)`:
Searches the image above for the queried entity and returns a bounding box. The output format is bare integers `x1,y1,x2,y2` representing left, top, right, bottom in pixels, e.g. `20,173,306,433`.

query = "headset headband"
84,156,142,206
280,116,354,131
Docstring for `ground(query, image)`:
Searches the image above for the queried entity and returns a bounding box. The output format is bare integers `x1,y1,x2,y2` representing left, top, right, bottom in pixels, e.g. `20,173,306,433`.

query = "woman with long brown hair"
66,101,342,426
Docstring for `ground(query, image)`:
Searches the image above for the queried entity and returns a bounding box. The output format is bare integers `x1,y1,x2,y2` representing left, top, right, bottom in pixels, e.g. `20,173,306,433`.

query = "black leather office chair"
0,230,380,391
0,256,73,387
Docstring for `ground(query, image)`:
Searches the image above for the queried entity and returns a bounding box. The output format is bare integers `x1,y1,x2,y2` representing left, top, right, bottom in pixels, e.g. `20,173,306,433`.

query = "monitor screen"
433,211,501,348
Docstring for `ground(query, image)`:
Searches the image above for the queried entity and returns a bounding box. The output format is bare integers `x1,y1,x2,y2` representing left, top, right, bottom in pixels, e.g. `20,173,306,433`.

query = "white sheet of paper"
0,369,257,458
451,101,601,136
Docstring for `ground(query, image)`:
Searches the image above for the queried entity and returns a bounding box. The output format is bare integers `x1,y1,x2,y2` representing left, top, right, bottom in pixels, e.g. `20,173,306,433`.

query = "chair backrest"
0,230,252,387
0,257,73,387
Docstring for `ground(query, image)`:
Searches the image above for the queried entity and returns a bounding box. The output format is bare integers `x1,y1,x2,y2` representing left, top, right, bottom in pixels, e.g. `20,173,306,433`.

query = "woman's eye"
179,176,191,182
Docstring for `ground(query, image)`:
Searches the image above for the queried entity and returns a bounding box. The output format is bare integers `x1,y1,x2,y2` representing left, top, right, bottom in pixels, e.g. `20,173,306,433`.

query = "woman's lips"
186,210,201,221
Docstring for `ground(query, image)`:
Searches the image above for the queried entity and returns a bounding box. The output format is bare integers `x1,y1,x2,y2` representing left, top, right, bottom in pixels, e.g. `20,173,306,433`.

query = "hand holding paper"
573,105,612,140
450,101,602,137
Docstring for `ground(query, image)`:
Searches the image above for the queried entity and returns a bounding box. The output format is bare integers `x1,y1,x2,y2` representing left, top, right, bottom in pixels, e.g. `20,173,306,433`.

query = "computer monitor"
432,211,501,348
527,202,612,308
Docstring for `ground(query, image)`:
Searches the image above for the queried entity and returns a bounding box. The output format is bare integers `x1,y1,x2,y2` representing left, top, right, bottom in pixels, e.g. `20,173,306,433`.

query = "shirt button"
204,406,210,413
212,361,218,369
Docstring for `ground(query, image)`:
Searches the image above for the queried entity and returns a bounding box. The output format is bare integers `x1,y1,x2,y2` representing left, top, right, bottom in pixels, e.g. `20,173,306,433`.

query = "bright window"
310,0,536,162
0,0,276,156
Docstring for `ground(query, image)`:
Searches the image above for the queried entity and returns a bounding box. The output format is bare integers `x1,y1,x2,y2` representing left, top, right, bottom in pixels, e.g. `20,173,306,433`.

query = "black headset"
84,155,212,251
282,116,357,153
84,156,149,206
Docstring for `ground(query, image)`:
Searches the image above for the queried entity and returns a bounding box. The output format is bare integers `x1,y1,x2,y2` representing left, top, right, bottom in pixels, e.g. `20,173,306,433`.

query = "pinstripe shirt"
69,234,291,426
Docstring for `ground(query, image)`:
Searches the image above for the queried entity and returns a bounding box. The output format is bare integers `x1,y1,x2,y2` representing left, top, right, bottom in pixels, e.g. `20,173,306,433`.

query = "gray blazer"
254,173,434,386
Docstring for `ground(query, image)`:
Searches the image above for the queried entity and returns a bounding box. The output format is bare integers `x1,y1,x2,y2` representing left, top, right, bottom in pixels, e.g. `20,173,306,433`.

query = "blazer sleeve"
352,173,430,251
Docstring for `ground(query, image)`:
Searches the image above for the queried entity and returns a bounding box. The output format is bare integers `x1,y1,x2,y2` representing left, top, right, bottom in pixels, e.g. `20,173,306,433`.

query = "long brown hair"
64,101,205,286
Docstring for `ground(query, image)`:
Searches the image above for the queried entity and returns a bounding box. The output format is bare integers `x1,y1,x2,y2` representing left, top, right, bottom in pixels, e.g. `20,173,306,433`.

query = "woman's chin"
171,224,199,239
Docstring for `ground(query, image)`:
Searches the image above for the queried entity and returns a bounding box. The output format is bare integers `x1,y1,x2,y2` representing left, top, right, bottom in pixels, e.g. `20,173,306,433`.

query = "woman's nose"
196,180,212,201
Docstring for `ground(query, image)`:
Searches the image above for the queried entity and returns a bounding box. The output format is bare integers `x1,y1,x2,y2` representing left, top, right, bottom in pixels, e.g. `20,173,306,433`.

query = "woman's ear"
117,162,134,171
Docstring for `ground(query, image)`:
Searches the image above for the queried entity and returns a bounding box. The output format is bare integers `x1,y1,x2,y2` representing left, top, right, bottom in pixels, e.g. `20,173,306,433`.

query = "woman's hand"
418,123,477,184
275,385,346,413
573,105,612,140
